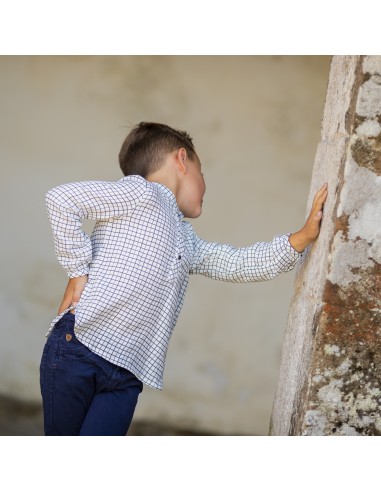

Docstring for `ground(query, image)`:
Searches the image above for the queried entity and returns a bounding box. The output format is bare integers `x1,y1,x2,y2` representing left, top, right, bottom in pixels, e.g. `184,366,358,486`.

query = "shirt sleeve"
45,178,148,278
187,224,302,282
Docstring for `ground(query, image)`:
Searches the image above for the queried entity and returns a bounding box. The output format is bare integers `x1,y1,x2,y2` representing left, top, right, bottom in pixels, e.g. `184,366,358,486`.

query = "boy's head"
119,122,205,219
119,122,197,178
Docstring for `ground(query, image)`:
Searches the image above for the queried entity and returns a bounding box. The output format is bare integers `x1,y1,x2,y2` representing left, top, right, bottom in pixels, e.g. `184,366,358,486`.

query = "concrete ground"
0,395,213,436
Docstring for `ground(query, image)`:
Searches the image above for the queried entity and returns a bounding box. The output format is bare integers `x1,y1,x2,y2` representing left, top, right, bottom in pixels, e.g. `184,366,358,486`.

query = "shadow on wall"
0,396,221,436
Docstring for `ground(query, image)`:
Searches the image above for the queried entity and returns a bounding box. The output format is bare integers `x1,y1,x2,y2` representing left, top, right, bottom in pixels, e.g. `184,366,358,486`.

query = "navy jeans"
40,312,143,436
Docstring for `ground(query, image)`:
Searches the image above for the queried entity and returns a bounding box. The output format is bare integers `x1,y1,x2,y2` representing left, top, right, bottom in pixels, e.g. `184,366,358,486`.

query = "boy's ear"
175,148,188,175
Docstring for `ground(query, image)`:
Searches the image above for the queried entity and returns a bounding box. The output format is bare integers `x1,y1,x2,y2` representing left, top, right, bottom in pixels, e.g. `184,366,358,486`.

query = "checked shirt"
45,175,301,389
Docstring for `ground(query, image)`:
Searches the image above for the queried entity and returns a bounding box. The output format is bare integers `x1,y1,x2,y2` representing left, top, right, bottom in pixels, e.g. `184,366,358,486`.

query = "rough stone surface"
270,56,381,436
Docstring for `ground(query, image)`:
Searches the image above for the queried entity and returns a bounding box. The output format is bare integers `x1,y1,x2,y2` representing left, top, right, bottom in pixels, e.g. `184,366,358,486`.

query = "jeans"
40,312,143,436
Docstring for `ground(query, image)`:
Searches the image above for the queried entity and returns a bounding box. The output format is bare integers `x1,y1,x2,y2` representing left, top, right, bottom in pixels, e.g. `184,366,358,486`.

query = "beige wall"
0,56,330,434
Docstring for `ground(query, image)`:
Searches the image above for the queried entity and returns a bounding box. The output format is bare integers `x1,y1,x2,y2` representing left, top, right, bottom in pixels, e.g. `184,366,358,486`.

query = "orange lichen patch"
351,136,381,175
334,214,350,239
319,304,381,344
323,263,381,310
306,307,381,437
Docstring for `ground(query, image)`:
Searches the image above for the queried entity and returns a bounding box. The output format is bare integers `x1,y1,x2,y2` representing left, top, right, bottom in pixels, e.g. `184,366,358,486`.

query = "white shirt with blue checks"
45,175,302,389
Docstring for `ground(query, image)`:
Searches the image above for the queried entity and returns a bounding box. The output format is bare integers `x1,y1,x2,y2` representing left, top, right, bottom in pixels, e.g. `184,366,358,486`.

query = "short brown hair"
119,122,197,177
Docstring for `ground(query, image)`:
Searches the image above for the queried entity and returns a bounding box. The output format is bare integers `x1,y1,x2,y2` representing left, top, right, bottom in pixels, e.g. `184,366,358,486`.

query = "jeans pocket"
55,312,93,360
58,331,95,360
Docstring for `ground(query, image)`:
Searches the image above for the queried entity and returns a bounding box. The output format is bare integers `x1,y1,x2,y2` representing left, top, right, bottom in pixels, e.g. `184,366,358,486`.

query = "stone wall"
270,55,381,435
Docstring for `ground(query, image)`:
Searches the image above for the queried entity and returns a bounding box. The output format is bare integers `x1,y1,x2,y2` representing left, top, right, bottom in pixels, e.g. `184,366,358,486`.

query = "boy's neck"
146,162,179,200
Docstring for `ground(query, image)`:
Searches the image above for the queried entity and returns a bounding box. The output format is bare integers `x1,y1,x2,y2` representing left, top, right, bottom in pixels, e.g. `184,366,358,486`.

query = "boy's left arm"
188,184,328,282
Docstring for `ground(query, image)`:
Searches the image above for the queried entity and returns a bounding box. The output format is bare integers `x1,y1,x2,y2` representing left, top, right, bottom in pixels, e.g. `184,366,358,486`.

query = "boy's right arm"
45,178,147,312
58,275,88,314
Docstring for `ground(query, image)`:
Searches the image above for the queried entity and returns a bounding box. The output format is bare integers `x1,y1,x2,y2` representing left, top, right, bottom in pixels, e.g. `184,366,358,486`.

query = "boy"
41,122,328,436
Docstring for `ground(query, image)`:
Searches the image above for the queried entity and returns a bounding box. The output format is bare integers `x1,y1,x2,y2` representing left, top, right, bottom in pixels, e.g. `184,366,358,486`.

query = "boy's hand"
58,275,88,315
289,183,328,253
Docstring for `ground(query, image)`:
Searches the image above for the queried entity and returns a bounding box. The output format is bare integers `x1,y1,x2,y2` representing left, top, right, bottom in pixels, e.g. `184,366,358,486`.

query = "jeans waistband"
54,311,75,330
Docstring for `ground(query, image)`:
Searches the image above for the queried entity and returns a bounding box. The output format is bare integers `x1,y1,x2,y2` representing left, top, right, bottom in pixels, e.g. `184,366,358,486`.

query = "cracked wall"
270,55,381,435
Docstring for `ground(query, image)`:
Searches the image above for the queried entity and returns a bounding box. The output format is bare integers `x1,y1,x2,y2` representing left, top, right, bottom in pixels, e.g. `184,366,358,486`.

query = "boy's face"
178,156,206,219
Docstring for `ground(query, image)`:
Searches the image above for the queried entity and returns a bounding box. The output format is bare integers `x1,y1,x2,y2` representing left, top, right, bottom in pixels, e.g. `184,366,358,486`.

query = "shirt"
45,175,302,389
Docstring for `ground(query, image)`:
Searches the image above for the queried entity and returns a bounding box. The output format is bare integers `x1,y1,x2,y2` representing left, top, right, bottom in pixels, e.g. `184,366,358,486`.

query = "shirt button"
178,255,182,260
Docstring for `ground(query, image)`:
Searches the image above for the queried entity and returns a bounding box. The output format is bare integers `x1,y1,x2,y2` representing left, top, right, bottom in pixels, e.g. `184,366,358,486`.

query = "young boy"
41,122,328,436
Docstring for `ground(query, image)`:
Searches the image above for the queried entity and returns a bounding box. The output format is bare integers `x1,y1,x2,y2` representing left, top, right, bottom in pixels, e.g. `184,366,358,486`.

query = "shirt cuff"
67,267,90,278
286,233,304,258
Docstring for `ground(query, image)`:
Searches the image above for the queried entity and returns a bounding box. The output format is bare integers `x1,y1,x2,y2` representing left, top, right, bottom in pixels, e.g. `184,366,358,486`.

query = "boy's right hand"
58,275,88,315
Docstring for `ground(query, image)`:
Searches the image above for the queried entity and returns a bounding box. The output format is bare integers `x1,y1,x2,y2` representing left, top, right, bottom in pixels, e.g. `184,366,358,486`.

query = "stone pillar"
270,56,381,436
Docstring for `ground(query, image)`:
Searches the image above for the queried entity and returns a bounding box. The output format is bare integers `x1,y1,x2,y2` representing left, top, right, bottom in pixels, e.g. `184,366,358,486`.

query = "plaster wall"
0,56,330,434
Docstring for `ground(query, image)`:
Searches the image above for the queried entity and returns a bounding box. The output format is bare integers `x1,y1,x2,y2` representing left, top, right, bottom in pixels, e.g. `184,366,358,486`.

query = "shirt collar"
118,175,184,219
152,182,184,219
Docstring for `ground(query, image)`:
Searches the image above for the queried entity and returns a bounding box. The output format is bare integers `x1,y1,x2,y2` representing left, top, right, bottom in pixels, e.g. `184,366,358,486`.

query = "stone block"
271,55,381,436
